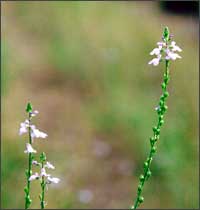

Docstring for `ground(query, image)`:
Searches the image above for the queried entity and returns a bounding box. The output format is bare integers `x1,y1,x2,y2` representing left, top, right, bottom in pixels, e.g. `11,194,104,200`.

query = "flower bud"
161,83,166,90
40,152,46,162
147,170,152,178
159,101,164,107
150,137,155,146
144,161,148,169
164,91,169,98
139,196,144,203
138,184,142,192
163,105,168,112
139,174,145,181
159,115,164,121
163,26,170,42
160,95,165,101
26,102,33,113
153,126,157,133
152,146,156,153
147,157,153,164
159,119,164,126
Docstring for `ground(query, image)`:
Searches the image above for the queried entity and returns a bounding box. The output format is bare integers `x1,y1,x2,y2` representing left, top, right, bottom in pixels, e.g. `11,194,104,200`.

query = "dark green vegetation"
2,2,198,209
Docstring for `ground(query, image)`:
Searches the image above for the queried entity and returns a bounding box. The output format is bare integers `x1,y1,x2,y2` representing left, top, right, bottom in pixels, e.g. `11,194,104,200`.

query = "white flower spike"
148,29,182,66
24,143,37,154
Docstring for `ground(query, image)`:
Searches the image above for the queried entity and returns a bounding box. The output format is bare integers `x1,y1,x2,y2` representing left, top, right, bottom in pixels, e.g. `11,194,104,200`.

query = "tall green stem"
132,60,170,209
40,155,46,209
25,113,32,209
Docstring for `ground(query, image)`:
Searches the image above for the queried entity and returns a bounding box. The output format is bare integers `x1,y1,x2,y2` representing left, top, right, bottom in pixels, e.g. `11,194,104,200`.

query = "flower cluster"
148,37,182,66
19,110,47,144
30,160,60,184
19,103,60,209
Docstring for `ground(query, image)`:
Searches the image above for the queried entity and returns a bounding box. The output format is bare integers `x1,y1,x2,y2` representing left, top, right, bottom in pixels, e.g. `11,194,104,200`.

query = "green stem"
132,60,170,209
25,113,32,209
40,161,45,209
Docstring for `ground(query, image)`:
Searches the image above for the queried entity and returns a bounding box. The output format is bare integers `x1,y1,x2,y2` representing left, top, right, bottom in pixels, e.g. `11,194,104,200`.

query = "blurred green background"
1,1,198,209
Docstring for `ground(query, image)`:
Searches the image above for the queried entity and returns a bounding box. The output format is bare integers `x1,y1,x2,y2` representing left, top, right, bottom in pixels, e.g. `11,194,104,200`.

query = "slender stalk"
40,153,46,209
25,113,33,209
132,60,170,209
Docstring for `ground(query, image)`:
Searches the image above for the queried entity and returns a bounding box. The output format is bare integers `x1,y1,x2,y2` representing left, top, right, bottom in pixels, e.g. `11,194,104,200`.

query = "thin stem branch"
132,60,170,209
40,159,46,209
25,113,32,209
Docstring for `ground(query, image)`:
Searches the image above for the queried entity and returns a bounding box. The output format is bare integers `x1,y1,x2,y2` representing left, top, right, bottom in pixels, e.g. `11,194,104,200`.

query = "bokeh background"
1,1,199,209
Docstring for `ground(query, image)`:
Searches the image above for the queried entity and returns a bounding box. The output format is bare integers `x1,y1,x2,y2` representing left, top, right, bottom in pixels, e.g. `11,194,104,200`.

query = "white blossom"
47,176,60,184
44,162,55,169
32,160,41,166
30,110,39,117
29,172,40,181
170,41,182,52
150,45,162,56
149,38,182,66
19,114,47,140
19,120,29,135
31,126,48,139
148,57,160,66
154,106,160,111
165,49,181,60
41,168,50,177
24,143,37,154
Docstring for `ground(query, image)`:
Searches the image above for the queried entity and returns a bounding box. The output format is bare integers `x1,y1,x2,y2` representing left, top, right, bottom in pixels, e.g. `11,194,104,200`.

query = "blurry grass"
2,1,198,209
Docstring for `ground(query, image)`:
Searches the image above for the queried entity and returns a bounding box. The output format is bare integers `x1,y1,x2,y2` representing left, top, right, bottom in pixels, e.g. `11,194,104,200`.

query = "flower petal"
47,176,60,184
29,173,39,181
45,161,55,169
24,143,37,154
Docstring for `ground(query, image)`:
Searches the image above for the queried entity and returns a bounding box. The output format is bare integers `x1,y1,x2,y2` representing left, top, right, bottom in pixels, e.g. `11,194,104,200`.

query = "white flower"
32,160,41,166
149,38,182,66
41,168,50,177
154,106,160,111
24,143,37,154
30,110,39,117
148,55,161,66
45,162,55,169
170,41,182,52
47,176,60,184
165,49,181,60
19,120,29,135
31,126,48,139
150,45,162,56
157,41,166,47
29,172,40,181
